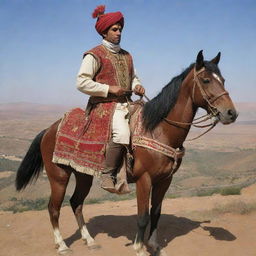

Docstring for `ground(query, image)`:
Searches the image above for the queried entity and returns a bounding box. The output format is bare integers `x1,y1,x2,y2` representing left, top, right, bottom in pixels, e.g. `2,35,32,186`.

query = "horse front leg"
133,172,151,256
148,177,172,256
70,172,100,250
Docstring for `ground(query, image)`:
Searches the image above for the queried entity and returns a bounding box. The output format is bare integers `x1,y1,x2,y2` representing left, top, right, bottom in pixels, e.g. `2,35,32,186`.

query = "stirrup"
115,181,131,195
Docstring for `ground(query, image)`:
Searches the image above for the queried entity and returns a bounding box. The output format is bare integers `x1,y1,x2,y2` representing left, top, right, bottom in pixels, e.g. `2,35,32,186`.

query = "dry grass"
212,200,256,215
179,200,256,221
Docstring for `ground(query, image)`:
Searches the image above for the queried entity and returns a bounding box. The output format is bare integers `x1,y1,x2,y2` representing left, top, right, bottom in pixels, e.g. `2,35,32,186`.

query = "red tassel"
92,5,105,18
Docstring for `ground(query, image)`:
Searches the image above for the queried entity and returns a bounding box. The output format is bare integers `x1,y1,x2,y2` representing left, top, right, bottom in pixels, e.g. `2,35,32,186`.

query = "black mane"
142,61,221,131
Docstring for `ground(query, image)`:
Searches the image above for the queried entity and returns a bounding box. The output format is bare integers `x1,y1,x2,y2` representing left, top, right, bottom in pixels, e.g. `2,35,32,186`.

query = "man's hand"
133,84,145,96
108,86,125,96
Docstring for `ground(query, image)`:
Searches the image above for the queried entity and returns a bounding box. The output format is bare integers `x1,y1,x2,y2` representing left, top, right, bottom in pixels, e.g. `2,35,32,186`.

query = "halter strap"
193,67,229,115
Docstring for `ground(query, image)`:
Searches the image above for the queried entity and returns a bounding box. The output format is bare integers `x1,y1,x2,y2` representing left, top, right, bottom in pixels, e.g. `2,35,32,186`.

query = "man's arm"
77,54,125,97
76,54,109,97
131,69,145,96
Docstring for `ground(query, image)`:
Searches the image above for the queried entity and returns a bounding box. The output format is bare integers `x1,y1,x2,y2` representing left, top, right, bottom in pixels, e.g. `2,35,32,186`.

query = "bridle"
162,67,229,140
192,67,229,117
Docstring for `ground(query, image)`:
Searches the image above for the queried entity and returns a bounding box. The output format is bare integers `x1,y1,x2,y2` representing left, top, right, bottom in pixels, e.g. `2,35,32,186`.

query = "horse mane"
142,61,221,131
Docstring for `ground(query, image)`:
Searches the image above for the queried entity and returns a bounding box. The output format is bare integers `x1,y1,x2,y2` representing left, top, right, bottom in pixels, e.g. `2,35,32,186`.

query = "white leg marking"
81,225,94,244
160,249,168,256
133,241,147,256
53,228,70,254
81,225,100,249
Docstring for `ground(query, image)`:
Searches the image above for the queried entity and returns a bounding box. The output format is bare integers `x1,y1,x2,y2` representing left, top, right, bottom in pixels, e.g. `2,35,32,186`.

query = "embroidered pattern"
131,109,185,160
52,105,115,175
85,45,133,89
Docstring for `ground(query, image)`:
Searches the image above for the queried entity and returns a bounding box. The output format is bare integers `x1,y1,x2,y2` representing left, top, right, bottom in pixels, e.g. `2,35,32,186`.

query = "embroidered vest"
84,45,134,91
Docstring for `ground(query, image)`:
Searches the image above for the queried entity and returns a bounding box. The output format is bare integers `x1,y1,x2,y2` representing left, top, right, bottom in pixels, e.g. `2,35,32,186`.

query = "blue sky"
1,0,256,105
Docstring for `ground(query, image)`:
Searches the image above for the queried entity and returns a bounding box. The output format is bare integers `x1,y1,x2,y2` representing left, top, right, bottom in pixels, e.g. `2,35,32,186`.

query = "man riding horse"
76,5,145,193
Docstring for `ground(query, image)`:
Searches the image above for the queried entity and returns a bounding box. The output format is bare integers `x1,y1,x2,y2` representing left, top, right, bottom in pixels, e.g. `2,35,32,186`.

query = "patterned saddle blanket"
52,104,114,176
52,101,144,176
53,102,185,176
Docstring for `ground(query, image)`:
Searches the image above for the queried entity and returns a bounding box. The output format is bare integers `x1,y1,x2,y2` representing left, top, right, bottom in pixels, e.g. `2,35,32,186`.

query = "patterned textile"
84,45,133,90
52,104,115,176
131,108,185,160
53,104,185,176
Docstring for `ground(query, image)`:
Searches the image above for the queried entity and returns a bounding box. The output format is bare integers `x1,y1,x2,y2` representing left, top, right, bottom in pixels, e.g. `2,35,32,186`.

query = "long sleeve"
131,69,142,90
76,54,109,97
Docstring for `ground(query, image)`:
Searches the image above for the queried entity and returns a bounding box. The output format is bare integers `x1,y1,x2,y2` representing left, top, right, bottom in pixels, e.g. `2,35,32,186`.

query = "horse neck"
162,70,198,147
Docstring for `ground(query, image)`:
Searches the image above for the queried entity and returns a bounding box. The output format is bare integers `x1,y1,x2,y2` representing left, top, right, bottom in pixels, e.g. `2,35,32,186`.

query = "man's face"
103,23,122,45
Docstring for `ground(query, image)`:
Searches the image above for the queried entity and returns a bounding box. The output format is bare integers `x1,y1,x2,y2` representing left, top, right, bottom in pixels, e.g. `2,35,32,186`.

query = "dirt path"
1,185,256,256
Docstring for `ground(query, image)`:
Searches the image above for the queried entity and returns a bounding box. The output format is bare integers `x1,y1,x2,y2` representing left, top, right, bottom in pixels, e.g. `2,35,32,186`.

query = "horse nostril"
227,109,237,121
228,109,233,116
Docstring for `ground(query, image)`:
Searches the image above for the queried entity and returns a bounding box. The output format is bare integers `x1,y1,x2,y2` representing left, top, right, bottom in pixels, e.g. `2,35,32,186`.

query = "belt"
89,94,132,104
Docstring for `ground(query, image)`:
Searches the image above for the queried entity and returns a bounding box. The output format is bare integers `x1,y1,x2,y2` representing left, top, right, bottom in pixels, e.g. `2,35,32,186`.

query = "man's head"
102,23,122,44
92,5,124,44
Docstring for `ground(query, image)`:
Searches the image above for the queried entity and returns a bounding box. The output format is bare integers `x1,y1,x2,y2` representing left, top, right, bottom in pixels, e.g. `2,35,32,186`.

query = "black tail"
15,129,46,191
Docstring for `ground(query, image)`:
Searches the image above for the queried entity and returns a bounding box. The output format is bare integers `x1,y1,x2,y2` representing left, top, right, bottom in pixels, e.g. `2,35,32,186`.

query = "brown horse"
15,51,237,256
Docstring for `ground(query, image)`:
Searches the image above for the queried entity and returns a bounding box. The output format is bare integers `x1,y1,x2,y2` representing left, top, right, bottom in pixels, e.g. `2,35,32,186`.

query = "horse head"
192,50,238,124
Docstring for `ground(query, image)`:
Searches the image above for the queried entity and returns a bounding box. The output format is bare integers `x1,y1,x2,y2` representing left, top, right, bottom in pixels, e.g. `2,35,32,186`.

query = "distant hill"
1,101,255,121
0,102,82,120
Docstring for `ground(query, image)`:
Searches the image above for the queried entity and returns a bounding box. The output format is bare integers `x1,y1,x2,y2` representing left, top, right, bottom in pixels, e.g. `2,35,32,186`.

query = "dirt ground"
1,185,256,256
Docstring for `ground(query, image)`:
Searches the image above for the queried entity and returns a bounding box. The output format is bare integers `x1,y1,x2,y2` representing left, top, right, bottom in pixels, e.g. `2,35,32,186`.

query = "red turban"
92,5,124,35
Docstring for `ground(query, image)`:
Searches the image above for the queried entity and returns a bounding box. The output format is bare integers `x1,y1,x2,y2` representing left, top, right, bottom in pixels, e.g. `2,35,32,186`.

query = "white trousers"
112,103,130,145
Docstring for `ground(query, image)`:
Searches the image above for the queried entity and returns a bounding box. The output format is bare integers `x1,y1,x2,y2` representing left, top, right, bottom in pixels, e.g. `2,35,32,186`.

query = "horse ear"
196,50,204,71
211,52,221,65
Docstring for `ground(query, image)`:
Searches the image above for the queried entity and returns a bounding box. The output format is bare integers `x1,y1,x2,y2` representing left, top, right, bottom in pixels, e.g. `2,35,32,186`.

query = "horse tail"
15,129,46,191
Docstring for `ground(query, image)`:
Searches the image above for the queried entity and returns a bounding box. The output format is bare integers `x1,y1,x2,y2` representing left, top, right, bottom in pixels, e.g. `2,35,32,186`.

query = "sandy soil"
1,185,256,256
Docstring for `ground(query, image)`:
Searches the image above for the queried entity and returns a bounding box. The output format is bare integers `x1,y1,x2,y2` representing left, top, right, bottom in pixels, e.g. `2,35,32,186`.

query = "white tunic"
76,40,142,144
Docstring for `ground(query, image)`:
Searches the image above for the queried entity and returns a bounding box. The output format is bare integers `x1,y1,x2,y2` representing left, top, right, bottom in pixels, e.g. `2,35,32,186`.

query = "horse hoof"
136,251,147,256
88,242,101,250
152,249,167,256
58,248,72,255
134,248,147,256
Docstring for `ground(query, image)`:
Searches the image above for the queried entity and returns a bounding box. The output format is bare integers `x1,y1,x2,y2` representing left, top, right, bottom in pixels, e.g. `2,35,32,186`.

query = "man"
77,5,145,193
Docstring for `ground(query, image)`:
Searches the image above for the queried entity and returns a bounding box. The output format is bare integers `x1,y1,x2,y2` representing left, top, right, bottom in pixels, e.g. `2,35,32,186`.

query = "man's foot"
101,175,117,193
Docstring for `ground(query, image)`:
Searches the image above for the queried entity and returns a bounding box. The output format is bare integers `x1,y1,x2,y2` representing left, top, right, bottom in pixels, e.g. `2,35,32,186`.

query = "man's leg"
100,104,129,192
101,139,125,192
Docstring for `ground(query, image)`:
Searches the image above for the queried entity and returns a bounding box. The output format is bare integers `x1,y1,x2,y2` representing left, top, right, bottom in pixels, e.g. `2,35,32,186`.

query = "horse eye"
203,78,210,84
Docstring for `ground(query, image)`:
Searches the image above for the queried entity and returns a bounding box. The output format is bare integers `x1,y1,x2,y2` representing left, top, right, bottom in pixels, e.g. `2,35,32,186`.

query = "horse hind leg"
46,164,72,254
147,177,172,256
70,172,100,250
40,122,72,254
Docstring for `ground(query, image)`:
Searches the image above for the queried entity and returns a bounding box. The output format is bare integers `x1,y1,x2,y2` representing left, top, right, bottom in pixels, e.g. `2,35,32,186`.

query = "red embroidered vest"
84,45,134,91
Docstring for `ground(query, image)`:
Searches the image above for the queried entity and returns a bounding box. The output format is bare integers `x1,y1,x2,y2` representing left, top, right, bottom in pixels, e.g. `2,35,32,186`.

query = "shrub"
220,187,241,196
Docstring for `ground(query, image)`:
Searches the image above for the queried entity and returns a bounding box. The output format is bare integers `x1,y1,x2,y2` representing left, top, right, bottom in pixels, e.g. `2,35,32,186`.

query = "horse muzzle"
217,108,238,124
